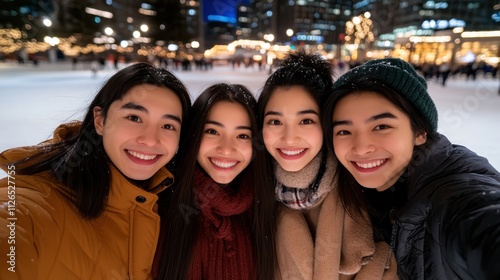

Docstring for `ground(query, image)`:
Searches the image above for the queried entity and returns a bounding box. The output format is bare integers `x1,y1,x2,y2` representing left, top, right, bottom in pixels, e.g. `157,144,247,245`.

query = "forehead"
113,84,183,115
266,86,318,110
208,101,248,119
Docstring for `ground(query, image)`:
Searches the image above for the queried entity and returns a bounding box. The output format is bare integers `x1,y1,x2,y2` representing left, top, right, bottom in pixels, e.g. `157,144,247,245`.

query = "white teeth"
280,149,305,156
128,150,158,160
211,159,237,168
356,159,385,169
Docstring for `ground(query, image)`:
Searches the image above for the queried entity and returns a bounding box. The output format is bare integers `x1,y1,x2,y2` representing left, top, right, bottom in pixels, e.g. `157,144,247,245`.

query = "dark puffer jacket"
373,134,500,280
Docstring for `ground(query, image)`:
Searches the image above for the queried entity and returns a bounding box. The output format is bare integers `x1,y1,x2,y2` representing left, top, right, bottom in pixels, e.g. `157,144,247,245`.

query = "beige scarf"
274,156,398,280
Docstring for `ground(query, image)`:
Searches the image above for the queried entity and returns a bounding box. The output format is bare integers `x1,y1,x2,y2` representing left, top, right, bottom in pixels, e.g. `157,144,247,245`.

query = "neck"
274,151,337,210
274,151,325,188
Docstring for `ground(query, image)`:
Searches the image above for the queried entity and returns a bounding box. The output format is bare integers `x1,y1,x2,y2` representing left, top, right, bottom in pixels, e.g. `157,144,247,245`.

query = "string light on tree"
345,12,374,61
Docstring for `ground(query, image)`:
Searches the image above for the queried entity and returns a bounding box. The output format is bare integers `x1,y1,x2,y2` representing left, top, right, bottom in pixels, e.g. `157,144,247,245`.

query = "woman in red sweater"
153,83,276,280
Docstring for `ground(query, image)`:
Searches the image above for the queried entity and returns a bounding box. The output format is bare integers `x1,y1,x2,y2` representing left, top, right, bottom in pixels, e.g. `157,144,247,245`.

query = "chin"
124,170,156,181
213,176,237,185
279,163,307,172
355,180,381,190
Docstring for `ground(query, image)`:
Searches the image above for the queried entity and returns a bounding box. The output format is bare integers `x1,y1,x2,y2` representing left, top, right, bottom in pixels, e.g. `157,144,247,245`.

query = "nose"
282,125,300,145
351,133,375,156
216,136,236,155
137,125,160,147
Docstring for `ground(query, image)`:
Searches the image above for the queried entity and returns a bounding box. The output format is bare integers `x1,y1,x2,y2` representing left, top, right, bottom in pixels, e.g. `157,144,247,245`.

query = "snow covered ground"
1,61,499,178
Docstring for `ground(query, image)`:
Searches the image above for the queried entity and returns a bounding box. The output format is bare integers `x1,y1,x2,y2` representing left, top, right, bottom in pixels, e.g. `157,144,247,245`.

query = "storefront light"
461,31,500,38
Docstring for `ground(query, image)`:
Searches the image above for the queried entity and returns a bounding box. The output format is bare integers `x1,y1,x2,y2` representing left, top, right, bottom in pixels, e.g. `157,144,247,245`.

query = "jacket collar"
107,164,173,211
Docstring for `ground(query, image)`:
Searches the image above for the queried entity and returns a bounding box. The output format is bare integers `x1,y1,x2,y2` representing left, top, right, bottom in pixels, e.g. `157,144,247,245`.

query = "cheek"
241,142,254,161
198,138,209,157
392,142,415,163
333,139,347,157
311,128,323,148
163,132,181,147
262,129,275,150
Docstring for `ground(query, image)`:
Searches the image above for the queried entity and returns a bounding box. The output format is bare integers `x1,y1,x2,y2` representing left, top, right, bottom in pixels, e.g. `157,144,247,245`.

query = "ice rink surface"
1,61,499,178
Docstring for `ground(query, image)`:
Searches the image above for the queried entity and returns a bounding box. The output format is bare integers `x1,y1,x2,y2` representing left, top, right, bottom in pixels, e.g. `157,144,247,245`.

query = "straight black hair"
8,62,191,219
157,83,276,280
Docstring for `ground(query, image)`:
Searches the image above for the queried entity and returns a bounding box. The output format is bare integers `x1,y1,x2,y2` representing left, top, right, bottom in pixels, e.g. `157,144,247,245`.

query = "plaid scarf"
274,151,336,210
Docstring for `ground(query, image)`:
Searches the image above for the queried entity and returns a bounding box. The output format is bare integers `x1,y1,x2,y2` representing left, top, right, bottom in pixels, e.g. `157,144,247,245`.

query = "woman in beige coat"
256,51,398,279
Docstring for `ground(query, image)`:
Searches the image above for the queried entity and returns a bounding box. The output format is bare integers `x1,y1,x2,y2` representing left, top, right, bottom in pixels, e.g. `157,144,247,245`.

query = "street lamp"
263,34,275,73
43,18,58,64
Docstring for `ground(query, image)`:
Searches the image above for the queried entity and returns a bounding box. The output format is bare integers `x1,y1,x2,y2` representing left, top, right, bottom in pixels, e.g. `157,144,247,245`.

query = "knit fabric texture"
188,167,254,280
332,58,438,132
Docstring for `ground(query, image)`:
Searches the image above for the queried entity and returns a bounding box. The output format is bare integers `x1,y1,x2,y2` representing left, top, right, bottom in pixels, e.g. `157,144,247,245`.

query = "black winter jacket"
368,134,500,280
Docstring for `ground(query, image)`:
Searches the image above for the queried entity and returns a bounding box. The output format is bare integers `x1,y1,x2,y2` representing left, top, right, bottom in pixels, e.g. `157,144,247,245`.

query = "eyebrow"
332,112,398,127
206,120,252,130
264,109,319,117
121,102,182,124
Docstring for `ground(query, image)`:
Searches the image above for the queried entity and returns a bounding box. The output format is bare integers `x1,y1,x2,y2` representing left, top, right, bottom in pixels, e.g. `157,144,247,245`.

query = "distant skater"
90,59,99,78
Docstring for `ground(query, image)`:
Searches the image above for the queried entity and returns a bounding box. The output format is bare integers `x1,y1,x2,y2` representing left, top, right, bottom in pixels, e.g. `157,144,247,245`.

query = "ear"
415,132,427,146
93,106,104,135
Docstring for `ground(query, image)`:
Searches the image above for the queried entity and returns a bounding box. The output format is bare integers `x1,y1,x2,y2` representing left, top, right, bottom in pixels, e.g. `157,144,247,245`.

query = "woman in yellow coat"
0,62,191,279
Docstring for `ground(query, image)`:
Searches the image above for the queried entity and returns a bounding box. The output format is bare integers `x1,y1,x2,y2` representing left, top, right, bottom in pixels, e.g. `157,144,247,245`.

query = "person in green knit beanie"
322,58,500,280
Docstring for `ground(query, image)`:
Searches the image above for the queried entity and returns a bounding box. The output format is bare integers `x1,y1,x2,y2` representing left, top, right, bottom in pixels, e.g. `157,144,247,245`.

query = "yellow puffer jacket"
0,123,173,279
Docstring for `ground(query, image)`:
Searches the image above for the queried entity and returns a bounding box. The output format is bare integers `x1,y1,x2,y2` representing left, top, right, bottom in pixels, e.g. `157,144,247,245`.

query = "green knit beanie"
332,58,438,132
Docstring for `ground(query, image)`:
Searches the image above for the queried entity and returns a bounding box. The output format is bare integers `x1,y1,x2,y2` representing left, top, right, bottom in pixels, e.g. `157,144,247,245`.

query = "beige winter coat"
274,154,398,279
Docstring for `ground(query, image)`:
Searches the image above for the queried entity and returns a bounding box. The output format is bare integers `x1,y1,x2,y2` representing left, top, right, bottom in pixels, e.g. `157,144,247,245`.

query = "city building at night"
0,0,499,68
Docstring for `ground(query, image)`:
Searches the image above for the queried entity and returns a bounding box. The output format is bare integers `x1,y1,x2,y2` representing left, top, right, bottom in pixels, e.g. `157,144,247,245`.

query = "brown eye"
162,124,175,130
205,129,218,135
127,115,141,122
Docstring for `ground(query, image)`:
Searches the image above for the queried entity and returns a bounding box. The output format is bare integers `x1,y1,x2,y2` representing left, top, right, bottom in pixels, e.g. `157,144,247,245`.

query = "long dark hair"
255,51,333,277
9,62,191,219
322,78,438,221
157,83,275,279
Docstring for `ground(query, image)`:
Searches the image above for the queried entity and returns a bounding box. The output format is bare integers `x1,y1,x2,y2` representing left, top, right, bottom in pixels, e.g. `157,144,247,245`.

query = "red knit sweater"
187,168,255,280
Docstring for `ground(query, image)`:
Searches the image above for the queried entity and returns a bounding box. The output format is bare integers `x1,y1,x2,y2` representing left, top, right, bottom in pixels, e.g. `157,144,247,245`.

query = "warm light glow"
167,44,178,51
345,14,374,47
43,19,52,27
191,41,200,48
44,36,59,46
352,16,360,25
133,31,141,38
409,36,451,43
286,29,294,36
263,34,274,42
85,7,113,18
461,31,500,38
139,8,157,16
104,27,113,36
140,24,149,32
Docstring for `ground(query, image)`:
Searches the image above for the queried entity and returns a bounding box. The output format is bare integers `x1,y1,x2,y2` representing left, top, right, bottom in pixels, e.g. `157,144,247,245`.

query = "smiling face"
94,84,183,180
332,91,426,191
197,101,253,184
263,86,323,172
